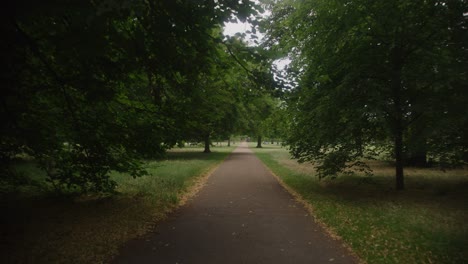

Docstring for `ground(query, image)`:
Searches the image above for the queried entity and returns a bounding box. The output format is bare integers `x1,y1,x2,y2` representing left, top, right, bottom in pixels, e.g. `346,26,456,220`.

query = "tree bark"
395,129,405,190
256,136,262,148
203,134,211,153
391,47,405,190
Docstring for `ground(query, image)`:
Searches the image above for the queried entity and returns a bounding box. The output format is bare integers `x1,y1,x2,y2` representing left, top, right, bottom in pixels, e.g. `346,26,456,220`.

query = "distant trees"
244,94,275,148
180,38,242,153
263,101,289,145
263,0,467,189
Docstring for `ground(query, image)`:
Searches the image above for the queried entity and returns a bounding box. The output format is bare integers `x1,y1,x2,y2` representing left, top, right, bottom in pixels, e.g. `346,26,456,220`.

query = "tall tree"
263,0,467,189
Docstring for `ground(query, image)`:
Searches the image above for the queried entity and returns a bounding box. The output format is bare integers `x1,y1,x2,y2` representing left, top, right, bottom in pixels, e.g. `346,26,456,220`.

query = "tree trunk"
203,135,211,153
391,47,405,190
395,129,405,190
256,136,262,148
227,138,231,147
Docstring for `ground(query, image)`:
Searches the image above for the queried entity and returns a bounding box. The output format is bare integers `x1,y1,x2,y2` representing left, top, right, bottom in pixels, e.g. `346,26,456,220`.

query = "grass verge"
250,143,467,264
1,146,234,263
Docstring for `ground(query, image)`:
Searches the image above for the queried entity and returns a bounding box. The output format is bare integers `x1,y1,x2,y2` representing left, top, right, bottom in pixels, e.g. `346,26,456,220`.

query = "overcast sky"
223,19,291,71
223,20,253,37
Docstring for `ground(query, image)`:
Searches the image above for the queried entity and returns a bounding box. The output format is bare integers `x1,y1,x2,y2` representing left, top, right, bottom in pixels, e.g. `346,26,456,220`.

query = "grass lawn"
0,145,234,263
250,143,468,264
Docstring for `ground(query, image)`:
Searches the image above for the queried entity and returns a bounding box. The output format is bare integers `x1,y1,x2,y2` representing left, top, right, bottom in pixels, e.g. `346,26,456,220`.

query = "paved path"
114,143,357,264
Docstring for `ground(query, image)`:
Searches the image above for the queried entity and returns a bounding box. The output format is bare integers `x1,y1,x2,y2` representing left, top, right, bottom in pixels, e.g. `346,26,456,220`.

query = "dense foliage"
262,0,468,189
1,0,272,193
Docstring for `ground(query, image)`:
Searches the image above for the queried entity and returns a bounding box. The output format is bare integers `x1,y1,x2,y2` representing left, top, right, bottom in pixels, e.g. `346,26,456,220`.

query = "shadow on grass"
254,149,468,264
1,146,237,263
255,151,468,209
285,170,468,210
0,193,166,263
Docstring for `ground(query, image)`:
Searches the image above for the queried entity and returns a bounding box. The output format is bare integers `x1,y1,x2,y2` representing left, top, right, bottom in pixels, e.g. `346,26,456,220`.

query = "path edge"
111,148,236,262
253,152,365,264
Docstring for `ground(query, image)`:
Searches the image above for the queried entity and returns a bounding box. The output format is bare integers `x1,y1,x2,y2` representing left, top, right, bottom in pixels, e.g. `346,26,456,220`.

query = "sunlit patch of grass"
1,146,234,263
250,143,468,264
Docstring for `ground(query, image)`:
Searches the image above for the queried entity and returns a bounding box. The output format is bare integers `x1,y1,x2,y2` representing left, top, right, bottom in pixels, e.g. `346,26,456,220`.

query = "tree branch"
13,20,82,133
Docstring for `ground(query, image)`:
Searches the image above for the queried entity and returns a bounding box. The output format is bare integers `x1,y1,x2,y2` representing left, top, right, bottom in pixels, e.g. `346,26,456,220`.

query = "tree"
263,101,289,145
242,94,276,148
181,65,238,153
263,0,467,189
177,33,279,151
0,0,261,193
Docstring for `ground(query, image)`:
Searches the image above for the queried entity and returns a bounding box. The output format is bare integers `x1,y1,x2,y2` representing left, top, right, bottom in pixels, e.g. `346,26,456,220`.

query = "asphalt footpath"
113,142,358,264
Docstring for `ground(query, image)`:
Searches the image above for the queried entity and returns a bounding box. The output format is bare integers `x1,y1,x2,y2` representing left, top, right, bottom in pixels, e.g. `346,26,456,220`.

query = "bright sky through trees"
223,18,291,74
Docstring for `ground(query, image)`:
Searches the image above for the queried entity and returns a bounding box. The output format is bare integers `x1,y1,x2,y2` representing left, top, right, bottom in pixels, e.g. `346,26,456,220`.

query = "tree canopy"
3,0,465,193
1,0,273,193
262,0,468,189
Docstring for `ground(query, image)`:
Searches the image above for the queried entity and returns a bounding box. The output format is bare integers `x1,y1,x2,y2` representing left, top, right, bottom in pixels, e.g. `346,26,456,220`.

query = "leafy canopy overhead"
1,0,268,193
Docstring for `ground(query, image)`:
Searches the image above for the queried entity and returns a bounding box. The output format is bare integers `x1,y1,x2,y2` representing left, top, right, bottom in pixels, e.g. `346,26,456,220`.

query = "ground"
114,142,358,263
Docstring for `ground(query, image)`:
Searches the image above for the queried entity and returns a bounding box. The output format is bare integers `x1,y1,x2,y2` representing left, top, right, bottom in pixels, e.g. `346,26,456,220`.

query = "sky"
223,19,291,71
223,20,253,38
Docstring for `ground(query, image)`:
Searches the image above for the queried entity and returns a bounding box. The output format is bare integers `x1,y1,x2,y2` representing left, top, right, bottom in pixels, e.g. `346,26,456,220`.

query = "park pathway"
114,143,357,264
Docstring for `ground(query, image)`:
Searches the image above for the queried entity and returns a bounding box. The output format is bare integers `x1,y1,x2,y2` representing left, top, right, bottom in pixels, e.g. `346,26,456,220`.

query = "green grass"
250,143,468,264
1,146,234,263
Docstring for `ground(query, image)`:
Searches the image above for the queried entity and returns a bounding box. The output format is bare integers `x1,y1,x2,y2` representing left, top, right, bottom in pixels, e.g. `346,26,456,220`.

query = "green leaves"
264,0,468,185
1,0,262,193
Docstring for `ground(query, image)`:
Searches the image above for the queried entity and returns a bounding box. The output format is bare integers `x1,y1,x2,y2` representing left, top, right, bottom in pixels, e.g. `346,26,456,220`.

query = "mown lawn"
250,143,467,264
0,146,234,263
